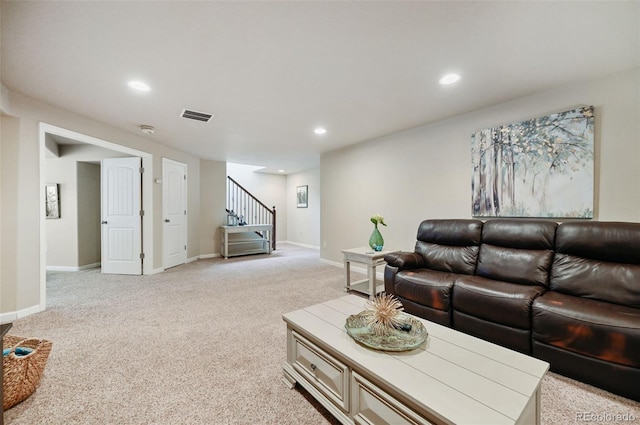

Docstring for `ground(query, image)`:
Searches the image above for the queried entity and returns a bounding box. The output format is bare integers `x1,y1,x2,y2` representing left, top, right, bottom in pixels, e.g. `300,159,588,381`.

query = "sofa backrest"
551,221,640,308
415,219,483,275
476,219,557,287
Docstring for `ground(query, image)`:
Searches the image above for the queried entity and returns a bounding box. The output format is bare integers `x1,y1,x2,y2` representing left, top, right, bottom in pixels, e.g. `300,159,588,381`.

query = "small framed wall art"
296,185,308,208
45,183,61,219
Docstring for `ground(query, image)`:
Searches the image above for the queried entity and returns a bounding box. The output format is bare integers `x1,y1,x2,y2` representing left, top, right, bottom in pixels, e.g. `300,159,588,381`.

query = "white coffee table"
283,295,549,425
342,247,398,299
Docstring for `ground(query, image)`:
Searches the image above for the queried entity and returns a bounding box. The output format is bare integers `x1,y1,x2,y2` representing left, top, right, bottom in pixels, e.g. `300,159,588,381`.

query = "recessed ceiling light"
439,73,461,85
314,127,327,135
127,80,151,91
278,170,285,173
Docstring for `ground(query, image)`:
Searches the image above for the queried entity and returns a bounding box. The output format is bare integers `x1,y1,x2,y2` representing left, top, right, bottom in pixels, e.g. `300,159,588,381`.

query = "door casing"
39,123,153,311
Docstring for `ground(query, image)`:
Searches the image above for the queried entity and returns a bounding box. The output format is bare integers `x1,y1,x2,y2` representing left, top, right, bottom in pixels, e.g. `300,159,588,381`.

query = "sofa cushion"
414,219,483,275
393,269,457,312
453,275,546,329
555,221,640,264
477,245,554,287
481,219,557,250
476,219,556,287
551,221,640,307
533,291,640,368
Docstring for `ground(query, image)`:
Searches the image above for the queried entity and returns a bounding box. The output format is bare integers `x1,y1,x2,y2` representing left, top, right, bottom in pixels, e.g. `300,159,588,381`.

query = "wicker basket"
2,335,52,411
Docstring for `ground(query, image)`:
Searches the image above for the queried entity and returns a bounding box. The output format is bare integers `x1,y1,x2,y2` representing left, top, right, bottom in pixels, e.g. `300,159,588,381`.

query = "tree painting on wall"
471,106,594,218
296,185,308,208
45,183,61,219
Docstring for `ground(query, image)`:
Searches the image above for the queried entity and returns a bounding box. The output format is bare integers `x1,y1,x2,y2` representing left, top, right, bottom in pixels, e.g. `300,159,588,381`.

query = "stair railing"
226,176,276,250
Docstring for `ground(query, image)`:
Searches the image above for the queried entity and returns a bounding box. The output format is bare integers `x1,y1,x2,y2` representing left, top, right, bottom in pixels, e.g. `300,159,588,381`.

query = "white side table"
342,247,399,299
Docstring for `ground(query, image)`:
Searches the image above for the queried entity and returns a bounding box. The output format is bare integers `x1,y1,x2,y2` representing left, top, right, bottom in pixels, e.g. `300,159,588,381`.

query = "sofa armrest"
384,252,425,270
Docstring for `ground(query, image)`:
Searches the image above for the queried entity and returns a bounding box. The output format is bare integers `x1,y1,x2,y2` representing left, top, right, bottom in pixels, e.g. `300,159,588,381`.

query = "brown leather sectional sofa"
384,219,640,401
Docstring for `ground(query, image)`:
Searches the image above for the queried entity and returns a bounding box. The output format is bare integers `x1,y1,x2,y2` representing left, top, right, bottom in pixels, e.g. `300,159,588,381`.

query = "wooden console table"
220,224,272,258
0,323,13,425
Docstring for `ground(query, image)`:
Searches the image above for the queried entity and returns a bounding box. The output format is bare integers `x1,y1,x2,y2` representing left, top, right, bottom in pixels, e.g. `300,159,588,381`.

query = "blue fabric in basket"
2,347,33,357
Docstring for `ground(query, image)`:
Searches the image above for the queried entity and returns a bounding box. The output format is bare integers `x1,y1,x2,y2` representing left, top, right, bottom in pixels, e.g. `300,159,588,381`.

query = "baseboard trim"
283,241,320,250
18,304,43,319
198,253,221,259
46,262,100,272
148,267,165,275
80,262,101,270
319,258,342,268
0,311,18,324
46,265,79,272
1,303,45,323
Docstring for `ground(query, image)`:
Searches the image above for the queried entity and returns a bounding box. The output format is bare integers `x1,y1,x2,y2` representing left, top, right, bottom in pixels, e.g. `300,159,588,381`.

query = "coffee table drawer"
352,371,434,425
291,331,349,412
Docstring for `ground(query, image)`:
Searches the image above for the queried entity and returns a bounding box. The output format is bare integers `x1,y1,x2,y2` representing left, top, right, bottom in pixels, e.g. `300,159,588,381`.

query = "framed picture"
471,106,594,218
45,183,61,219
296,185,308,208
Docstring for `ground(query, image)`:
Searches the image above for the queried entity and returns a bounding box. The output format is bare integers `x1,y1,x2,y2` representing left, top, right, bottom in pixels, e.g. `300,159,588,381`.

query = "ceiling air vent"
180,108,214,123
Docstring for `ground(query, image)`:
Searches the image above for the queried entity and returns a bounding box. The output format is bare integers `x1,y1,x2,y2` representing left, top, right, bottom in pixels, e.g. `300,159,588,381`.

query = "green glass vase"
369,224,384,251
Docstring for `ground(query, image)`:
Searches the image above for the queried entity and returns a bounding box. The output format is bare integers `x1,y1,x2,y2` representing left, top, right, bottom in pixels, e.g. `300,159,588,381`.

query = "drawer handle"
310,363,317,371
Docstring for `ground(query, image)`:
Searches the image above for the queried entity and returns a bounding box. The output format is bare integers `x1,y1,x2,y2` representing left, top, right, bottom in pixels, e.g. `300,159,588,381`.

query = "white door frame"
162,157,188,269
39,123,154,309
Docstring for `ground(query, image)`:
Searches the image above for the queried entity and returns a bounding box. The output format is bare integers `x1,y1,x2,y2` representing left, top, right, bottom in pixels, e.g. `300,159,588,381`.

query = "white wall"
199,159,227,257
0,115,19,320
320,68,640,263
0,86,226,319
45,157,78,267
286,168,320,248
76,162,100,267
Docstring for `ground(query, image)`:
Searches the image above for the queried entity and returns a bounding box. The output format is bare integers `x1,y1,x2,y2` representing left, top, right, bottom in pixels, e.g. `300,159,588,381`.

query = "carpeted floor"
4,244,639,424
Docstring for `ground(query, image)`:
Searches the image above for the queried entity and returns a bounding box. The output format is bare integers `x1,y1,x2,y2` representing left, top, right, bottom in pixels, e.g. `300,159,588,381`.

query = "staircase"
226,176,276,251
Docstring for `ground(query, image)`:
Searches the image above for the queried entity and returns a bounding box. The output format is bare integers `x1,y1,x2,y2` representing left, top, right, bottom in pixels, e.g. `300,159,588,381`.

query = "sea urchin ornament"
364,294,404,336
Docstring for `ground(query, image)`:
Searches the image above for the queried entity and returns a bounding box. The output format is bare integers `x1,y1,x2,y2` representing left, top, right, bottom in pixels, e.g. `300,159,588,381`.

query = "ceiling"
2,1,638,174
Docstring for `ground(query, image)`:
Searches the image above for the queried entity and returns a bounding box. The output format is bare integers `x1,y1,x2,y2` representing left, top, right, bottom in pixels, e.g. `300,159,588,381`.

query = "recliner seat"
384,219,482,326
532,221,640,401
452,219,557,353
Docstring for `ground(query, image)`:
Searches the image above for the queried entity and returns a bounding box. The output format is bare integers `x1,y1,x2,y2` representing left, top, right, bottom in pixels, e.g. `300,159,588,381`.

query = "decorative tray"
345,311,428,352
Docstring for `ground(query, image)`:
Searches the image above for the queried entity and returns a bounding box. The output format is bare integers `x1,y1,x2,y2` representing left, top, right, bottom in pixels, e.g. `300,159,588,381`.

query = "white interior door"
101,157,142,275
163,158,187,269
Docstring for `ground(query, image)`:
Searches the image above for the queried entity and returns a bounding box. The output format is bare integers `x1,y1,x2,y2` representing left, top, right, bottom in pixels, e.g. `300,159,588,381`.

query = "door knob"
101,221,108,224
165,219,170,223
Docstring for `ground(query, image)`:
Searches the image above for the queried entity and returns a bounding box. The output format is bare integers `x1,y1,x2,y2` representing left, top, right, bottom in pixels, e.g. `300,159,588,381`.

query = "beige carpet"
4,244,639,424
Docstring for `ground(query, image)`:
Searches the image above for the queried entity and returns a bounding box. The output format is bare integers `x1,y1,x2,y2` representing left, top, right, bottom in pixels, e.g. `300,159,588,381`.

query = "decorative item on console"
364,293,404,336
225,209,246,226
344,294,428,352
225,209,238,226
369,214,386,251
